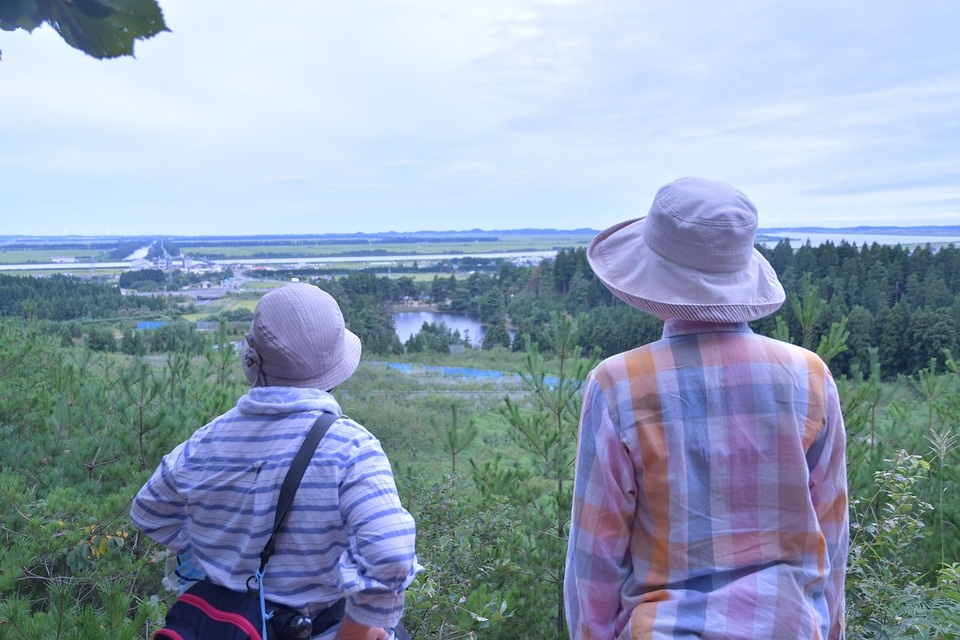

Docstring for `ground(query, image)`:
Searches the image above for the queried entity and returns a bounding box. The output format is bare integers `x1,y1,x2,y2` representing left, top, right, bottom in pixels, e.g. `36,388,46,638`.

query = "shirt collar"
661,318,752,339
236,386,342,416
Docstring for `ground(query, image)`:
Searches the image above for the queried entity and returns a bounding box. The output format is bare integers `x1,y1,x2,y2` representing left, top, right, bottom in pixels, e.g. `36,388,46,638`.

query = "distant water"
124,246,151,260
757,231,960,249
394,311,487,347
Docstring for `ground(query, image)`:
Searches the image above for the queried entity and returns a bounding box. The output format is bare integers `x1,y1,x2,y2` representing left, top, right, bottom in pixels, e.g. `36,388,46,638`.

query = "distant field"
0,248,107,264
0,232,594,275
181,296,260,322
179,235,592,259
393,273,438,282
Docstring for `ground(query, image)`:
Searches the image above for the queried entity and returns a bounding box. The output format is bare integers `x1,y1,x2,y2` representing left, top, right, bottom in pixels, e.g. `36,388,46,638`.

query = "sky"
1,0,959,236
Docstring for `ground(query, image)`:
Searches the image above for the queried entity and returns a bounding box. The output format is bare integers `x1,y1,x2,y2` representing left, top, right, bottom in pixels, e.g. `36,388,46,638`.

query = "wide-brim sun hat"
242,282,361,390
587,177,785,323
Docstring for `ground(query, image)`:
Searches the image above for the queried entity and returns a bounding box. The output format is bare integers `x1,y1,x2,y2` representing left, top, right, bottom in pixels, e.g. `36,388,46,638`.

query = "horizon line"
3,224,960,240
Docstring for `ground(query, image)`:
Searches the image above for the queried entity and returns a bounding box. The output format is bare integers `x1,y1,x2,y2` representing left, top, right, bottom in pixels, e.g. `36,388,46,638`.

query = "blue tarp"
136,321,168,330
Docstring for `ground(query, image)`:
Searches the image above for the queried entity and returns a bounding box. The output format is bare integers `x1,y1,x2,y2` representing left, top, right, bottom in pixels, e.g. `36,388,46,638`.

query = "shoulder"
325,414,387,457
750,333,832,375
591,343,659,386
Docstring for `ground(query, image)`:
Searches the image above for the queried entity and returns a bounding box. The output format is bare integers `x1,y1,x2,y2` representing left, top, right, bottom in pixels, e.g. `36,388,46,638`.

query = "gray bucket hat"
242,283,361,390
587,177,785,323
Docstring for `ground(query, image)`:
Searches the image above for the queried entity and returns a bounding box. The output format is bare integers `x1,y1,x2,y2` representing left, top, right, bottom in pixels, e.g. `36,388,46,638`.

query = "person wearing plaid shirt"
565,178,848,640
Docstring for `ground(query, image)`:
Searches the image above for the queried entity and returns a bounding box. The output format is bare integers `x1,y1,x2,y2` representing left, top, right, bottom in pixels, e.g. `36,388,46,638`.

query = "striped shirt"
131,386,419,635
565,320,848,640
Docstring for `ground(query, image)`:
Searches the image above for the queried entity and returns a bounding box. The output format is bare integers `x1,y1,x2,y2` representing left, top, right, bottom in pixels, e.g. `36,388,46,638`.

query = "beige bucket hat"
242,283,362,390
587,177,785,323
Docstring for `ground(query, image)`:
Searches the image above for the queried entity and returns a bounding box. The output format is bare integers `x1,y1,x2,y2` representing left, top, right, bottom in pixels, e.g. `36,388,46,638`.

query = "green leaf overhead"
0,0,168,59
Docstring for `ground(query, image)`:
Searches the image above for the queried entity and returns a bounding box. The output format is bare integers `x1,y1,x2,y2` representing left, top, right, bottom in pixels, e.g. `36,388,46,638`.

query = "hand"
334,616,389,640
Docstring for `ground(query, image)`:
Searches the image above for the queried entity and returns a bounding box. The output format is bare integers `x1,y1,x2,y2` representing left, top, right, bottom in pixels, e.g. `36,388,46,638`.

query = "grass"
339,356,529,476
179,295,260,322
0,248,108,264
241,280,286,289
225,298,259,312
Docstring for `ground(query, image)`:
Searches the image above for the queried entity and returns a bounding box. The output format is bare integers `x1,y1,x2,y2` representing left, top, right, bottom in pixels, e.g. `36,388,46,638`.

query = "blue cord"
255,568,274,640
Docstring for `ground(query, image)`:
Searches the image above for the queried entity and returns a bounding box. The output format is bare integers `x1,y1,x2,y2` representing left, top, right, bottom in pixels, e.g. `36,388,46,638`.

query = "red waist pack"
154,580,321,640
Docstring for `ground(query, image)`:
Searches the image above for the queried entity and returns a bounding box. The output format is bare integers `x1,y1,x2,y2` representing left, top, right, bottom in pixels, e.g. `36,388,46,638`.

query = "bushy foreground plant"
401,475,514,638
0,468,165,639
3,304,960,638
839,346,960,638
846,451,960,638
0,320,245,638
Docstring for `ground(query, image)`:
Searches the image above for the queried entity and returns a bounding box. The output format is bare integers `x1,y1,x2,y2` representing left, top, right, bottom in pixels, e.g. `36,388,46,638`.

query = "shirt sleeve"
338,438,419,630
808,373,849,640
565,372,637,640
130,440,190,553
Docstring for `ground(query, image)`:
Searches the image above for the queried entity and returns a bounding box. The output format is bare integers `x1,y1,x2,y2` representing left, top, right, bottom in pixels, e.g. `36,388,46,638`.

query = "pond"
394,311,488,347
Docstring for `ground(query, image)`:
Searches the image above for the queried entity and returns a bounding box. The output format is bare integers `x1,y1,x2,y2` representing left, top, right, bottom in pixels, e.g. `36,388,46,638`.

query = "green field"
0,248,108,264
0,232,594,276
175,236,592,259
180,297,260,322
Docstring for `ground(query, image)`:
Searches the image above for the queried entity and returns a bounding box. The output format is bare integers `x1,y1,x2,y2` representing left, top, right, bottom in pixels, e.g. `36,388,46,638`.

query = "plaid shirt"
131,387,419,634
565,320,848,639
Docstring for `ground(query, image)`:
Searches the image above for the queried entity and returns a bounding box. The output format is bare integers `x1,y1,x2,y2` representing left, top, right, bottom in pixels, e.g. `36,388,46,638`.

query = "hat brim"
243,328,362,391
587,217,785,323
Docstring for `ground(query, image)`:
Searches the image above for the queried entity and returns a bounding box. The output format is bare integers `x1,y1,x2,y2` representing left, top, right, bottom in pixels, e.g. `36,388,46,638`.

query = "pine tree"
472,314,597,639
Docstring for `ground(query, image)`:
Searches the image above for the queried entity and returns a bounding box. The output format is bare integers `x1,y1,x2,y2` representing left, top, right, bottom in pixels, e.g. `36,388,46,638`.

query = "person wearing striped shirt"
565,178,848,639
132,283,419,640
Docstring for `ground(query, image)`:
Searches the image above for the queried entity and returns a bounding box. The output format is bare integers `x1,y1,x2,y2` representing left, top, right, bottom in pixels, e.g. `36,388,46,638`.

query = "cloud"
266,176,313,188
1,0,959,234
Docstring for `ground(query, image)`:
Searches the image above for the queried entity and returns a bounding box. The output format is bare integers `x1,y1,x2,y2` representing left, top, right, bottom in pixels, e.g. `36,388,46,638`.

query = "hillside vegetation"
1,238,959,638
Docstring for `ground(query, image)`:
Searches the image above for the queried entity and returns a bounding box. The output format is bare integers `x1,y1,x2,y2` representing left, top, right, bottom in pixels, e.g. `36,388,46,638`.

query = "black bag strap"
258,412,337,573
